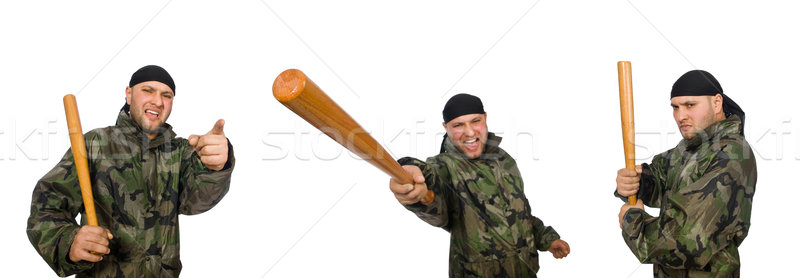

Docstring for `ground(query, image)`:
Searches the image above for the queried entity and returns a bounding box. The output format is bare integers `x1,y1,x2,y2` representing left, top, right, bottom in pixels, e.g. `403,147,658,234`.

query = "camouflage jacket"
27,110,235,277
399,133,560,278
620,115,756,277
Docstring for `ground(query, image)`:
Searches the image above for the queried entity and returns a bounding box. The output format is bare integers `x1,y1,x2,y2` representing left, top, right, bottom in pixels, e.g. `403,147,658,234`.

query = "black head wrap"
121,65,175,112
671,70,745,134
440,93,486,153
443,93,485,123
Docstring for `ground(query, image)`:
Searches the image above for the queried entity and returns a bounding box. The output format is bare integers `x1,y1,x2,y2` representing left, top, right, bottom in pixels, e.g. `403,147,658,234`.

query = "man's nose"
151,95,163,107
677,108,688,121
464,124,475,136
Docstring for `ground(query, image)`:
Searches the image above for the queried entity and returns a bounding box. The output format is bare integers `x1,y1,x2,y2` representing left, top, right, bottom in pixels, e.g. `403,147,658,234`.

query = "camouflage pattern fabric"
619,115,756,277
27,110,235,277
399,133,560,278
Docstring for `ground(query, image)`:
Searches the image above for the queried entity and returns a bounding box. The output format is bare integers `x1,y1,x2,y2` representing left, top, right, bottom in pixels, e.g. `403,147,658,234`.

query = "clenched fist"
69,225,113,263
616,165,642,197
548,239,570,259
389,165,429,205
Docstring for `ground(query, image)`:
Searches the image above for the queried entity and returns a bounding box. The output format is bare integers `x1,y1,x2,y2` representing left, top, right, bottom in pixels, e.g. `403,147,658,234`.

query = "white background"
1,0,798,277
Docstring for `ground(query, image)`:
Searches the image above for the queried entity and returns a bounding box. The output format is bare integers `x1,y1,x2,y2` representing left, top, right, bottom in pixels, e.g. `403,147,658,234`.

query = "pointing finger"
210,119,225,135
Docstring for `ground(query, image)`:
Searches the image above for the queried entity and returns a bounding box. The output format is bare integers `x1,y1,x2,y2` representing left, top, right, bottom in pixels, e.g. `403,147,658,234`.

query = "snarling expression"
125,81,174,137
444,113,488,159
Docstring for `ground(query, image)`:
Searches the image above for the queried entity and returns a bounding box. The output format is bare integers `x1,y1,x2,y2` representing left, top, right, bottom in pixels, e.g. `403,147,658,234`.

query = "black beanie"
442,93,485,123
122,65,175,112
671,70,745,134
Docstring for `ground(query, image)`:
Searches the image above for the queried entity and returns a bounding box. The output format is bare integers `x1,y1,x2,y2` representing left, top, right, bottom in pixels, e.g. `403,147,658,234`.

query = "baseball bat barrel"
617,61,637,205
272,69,434,204
63,94,99,226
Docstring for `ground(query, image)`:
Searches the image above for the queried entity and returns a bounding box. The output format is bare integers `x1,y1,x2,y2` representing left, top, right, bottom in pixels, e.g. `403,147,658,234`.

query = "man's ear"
713,94,724,114
125,86,132,105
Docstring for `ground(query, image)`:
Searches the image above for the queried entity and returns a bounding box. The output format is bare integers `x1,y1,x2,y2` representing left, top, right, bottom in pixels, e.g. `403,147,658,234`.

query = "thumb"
413,175,425,184
635,164,642,174
188,135,200,147
210,119,225,135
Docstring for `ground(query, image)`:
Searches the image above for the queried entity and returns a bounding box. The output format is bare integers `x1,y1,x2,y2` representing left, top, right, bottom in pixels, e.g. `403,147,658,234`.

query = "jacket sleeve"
398,156,451,230
532,216,561,251
178,138,235,215
26,149,95,276
621,145,756,270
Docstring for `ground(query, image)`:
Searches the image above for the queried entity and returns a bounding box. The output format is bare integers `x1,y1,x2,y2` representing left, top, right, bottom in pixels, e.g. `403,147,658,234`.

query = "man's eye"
687,104,694,107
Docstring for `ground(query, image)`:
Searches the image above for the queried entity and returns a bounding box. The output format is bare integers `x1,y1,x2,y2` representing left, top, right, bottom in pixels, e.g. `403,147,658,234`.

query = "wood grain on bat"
273,69,434,204
618,61,637,205
64,94,99,226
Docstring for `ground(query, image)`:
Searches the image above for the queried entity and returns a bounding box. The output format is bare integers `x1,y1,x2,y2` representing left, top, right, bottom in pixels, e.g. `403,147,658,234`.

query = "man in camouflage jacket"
616,70,756,277
27,65,234,277
390,94,569,277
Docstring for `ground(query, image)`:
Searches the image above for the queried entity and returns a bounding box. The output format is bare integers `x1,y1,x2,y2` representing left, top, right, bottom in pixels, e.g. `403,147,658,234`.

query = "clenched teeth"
146,110,159,115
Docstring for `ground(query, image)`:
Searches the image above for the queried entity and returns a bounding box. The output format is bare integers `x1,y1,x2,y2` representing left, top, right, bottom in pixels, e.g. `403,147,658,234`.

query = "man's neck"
714,112,726,122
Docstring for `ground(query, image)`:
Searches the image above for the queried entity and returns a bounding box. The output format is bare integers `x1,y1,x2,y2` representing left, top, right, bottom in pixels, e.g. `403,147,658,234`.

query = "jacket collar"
682,114,743,149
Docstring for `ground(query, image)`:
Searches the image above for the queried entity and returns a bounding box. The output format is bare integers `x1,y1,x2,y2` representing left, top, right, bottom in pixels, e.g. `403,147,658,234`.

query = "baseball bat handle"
64,94,99,226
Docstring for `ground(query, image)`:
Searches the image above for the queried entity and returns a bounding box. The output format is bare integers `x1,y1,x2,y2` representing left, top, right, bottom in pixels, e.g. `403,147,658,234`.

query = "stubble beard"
129,106,165,135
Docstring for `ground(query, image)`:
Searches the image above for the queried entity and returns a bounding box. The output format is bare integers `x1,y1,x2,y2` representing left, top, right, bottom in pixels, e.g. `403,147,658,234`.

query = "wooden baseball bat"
272,69,435,205
617,61,636,205
63,94,99,226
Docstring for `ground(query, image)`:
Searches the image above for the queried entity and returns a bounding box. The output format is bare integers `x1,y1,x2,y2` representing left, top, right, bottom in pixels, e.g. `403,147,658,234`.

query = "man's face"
443,113,488,159
671,95,719,139
125,81,174,135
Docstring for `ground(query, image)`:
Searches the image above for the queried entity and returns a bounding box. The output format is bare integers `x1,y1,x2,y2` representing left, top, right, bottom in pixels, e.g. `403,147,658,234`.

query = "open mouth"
463,138,479,151
145,109,160,120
